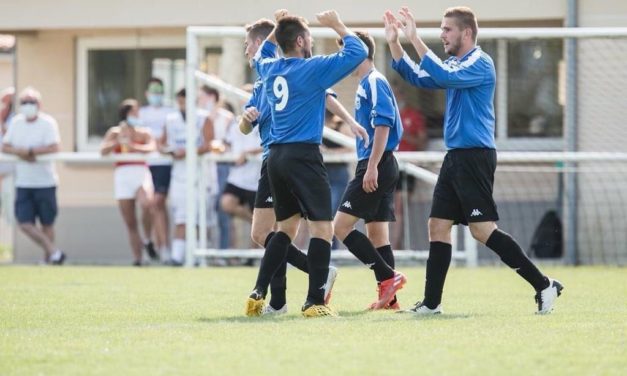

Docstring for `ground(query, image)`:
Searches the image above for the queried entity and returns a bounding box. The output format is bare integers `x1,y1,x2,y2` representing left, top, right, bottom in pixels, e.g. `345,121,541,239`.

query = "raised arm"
325,95,369,147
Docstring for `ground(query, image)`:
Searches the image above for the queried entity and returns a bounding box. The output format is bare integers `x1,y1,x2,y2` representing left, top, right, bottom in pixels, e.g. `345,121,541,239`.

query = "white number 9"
273,76,289,111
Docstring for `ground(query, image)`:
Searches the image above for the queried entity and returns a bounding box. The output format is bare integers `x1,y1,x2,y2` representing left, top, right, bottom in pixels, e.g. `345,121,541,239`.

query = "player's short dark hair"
338,31,375,60
275,16,309,54
118,98,138,122
200,84,219,102
146,77,164,91
444,6,478,42
245,18,275,41
176,88,186,98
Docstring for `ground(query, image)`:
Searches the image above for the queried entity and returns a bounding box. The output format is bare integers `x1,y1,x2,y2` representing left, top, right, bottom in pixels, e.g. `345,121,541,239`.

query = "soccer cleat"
262,304,288,316
245,290,265,317
535,278,564,315
368,281,401,310
372,272,407,310
145,242,159,261
400,301,442,315
301,302,337,318
323,266,338,305
50,251,66,266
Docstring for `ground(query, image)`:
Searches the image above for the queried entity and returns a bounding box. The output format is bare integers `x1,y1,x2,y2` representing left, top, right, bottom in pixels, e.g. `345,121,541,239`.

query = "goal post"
185,25,627,267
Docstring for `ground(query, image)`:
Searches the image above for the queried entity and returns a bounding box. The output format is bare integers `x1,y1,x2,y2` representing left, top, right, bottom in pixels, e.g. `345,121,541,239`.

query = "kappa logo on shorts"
265,196,273,203
342,201,352,209
470,209,483,217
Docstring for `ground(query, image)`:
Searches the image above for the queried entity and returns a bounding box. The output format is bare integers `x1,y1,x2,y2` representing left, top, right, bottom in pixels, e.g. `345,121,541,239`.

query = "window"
76,36,186,150
384,38,564,151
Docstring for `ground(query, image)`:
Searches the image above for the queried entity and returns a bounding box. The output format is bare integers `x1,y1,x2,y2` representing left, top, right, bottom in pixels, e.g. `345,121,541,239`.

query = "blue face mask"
126,116,142,127
147,94,163,107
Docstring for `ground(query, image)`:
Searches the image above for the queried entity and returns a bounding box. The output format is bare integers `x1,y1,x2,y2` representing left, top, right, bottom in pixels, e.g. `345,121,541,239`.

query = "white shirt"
211,108,234,142
139,105,176,166
225,125,261,192
3,112,60,188
165,109,209,183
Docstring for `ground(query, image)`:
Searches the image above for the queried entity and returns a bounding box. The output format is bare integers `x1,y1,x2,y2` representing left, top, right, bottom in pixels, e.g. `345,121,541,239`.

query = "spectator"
220,117,262,222
321,110,352,249
2,87,65,264
392,84,428,249
0,86,15,134
139,77,175,260
160,89,214,266
0,87,16,176
100,99,156,266
198,85,235,249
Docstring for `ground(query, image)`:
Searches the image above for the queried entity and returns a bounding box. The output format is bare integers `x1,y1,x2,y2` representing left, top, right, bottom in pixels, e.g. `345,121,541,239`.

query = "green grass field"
1,266,625,375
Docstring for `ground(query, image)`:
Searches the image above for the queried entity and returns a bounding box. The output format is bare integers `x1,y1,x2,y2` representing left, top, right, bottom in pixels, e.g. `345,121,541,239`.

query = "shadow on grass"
196,315,305,324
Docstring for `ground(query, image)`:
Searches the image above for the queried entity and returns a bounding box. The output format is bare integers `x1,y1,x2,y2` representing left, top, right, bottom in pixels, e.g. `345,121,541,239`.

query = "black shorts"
267,143,332,221
430,148,499,225
15,187,58,225
254,159,273,209
223,183,256,211
395,170,416,193
149,165,172,195
337,151,399,223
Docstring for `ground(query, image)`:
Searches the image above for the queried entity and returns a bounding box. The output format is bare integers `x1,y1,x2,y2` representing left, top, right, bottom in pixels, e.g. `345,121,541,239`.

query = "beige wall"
0,54,13,90
0,0,565,31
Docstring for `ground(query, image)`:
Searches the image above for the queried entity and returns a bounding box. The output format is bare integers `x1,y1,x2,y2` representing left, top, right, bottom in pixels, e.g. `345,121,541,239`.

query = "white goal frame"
184,26,627,267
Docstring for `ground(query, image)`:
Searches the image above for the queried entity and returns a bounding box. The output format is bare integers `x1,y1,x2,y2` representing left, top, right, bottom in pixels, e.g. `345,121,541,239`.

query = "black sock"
377,245,397,304
286,244,309,273
306,238,331,305
423,241,452,309
269,260,287,309
266,231,309,273
377,244,395,269
343,230,394,281
254,231,291,296
264,232,275,247
486,229,550,291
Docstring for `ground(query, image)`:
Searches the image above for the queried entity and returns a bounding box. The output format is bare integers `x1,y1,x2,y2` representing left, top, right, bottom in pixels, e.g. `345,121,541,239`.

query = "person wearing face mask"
159,88,216,266
2,87,65,265
138,77,175,262
198,85,235,250
101,98,156,266
0,87,16,176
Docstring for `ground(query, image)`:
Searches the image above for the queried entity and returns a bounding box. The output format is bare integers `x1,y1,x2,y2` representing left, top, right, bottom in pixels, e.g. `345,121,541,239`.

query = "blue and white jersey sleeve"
420,49,487,89
253,40,279,78
309,35,367,89
392,52,443,89
244,80,262,127
368,74,396,128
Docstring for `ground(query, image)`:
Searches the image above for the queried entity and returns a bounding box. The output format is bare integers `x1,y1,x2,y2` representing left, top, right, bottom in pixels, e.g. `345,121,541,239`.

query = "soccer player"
240,16,368,315
384,6,563,314
245,9,367,317
333,31,407,310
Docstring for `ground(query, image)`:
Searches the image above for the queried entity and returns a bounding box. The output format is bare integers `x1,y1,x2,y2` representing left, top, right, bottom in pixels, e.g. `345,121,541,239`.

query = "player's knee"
333,221,351,242
428,218,452,243
251,226,270,247
469,222,497,244
309,221,333,242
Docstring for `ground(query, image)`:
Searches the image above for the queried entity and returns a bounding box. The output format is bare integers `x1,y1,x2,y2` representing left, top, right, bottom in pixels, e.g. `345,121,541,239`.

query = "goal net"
183,26,627,266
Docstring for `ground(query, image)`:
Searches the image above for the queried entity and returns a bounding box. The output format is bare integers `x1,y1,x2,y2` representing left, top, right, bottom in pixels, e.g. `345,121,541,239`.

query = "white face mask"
20,103,39,119
126,116,142,127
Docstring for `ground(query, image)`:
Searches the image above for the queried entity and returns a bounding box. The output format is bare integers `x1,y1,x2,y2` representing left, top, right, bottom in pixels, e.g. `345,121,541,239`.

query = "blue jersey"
354,69,403,161
392,46,496,150
245,78,272,160
254,35,367,145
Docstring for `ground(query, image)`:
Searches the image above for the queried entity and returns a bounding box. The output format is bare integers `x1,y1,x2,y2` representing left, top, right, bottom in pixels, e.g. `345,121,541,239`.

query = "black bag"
530,210,563,258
